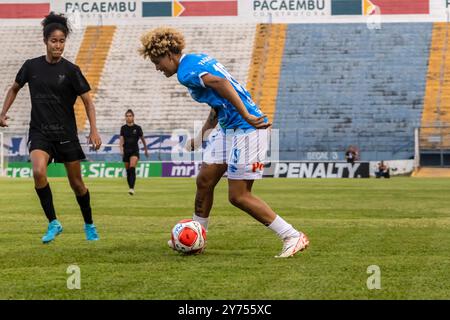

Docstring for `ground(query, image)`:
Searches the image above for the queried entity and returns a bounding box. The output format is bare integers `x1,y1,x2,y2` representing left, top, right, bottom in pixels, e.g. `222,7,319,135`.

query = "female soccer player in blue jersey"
139,27,308,257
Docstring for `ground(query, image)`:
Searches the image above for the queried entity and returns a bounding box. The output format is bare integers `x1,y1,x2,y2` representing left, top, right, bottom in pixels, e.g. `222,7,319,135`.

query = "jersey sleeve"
15,60,29,88
71,65,91,95
120,126,124,136
138,126,143,137
179,64,209,89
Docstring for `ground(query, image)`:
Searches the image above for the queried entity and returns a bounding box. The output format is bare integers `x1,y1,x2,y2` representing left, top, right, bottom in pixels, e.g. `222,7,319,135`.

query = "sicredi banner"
6,162,162,178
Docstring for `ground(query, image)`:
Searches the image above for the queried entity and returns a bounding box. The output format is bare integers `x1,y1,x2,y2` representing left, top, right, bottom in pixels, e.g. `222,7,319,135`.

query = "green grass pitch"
0,177,449,299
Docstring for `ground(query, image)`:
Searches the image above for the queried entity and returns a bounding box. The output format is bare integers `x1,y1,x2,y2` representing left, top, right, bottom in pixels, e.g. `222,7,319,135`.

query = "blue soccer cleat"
42,220,63,244
84,223,99,241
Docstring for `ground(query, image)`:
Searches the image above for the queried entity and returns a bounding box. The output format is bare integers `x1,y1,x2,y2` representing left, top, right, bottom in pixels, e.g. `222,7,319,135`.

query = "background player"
119,109,148,195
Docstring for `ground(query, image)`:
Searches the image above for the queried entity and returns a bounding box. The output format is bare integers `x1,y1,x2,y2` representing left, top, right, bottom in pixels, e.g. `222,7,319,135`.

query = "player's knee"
228,193,246,207
196,175,214,190
32,167,46,180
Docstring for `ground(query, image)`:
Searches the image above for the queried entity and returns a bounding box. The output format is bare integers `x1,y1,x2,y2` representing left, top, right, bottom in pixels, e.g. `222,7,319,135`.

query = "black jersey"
120,124,143,152
15,56,91,141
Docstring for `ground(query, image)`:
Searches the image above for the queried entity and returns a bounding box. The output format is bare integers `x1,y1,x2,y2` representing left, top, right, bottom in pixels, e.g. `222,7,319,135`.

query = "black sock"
35,184,57,222
76,190,93,224
129,167,136,189
126,168,132,188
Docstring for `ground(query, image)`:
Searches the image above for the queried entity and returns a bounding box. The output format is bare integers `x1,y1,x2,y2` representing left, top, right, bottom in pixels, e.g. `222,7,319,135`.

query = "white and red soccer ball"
171,219,206,254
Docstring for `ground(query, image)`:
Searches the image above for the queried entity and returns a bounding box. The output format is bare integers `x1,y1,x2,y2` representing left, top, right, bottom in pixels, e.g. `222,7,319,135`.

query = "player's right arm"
0,82,21,127
186,108,217,151
119,135,124,155
201,73,271,129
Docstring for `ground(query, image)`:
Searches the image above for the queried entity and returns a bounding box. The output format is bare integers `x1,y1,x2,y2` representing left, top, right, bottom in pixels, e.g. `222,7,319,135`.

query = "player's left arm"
201,73,271,129
80,92,102,150
140,135,149,157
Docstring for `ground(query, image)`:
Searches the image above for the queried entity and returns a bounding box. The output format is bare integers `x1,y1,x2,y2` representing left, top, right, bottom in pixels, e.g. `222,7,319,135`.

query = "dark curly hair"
41,12,71,39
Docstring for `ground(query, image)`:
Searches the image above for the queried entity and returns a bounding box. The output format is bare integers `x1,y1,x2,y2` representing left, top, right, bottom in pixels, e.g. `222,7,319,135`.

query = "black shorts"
122,150,140,163
28,136,86,163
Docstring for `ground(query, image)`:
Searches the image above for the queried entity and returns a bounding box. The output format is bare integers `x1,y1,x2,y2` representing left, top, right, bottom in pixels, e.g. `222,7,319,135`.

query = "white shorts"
203,128,269,180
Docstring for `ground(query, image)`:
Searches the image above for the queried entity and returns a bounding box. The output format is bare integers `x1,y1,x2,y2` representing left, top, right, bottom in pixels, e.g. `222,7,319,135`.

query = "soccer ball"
171,219,206,254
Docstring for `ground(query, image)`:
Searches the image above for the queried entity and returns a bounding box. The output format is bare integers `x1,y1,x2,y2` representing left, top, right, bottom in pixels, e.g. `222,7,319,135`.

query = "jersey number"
212,63,255,106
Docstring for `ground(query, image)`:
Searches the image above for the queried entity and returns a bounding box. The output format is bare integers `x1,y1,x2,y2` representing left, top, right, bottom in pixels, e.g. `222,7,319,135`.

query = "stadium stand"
74,25,116,131
419,22,450,166
3,22,447,163
93,23,256,134
1,23,255,136
275,23,432,161
246,23,286,123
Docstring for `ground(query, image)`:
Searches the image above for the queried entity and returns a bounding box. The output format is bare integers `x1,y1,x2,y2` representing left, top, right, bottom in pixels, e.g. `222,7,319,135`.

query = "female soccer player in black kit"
0,12,101,243
119,109,148,195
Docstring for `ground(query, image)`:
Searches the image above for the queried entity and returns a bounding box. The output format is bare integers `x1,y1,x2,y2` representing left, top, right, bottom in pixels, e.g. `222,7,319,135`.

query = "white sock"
267,215,300,240
193,213,209,231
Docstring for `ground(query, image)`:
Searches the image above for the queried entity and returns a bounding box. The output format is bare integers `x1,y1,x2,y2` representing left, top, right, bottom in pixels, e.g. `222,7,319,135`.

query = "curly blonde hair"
139,27,185,60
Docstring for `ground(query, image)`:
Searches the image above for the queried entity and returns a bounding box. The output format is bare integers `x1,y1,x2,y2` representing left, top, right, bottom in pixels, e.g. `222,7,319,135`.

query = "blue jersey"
177,53,266,131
